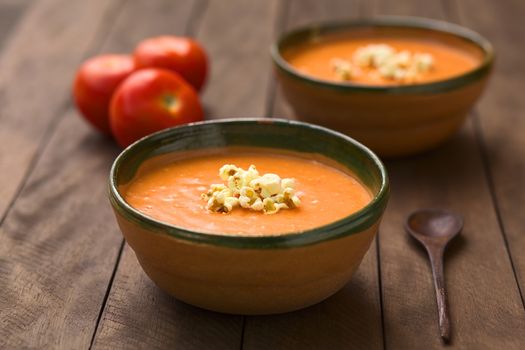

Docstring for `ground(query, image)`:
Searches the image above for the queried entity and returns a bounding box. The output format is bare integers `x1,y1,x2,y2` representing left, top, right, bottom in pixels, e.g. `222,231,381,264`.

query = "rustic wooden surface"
0,0,523,349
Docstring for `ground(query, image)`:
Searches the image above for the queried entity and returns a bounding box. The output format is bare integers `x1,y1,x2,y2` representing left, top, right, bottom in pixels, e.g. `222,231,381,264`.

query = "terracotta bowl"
109,119,389,314
272,16,494,157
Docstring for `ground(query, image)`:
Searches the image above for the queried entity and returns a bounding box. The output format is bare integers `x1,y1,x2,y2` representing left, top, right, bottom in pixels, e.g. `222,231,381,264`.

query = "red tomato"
133,36,208,91
110,68,204,148
73,54,135,134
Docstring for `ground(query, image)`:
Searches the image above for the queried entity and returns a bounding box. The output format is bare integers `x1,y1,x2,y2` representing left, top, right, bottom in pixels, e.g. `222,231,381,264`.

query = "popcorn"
239,195,252,208
331,44,435,84
414,53,434,72
202,164,302,214
282,187,301,208
239,186,257,208
330,58,355,81
201,181,235,213
394,50,411,68
263,198,278,214
378,62,398,79
224,197,239,212
250,173,281,198
219,164,240,180
281,178,295,189
251,198,264,211
354,44,395,68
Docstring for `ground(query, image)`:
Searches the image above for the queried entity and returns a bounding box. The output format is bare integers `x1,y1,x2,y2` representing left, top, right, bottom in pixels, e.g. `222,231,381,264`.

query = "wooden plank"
379,128,525,349
0,0,235,348
0,0,128,348
0,0,129,348
244,1,384,349
456,0,525,309
0,111,123,349
0,0,121,219
200,0,281,118
367,0,447,18
92,0,286,348
367,0,525,348
0,0,31,51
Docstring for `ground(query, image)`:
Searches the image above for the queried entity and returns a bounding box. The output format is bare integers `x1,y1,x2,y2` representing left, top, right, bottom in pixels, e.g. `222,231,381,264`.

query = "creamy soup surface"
123,148,372,236
284,36,480,85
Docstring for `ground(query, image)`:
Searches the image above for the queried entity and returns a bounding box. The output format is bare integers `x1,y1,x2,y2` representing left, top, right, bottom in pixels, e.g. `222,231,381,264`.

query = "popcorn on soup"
201,164,301,214
285,35,479,85
331,43,435,83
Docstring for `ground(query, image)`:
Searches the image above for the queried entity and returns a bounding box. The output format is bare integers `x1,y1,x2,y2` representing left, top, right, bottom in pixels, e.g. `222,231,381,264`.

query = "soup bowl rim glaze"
271,15,494,93
109,118,389,249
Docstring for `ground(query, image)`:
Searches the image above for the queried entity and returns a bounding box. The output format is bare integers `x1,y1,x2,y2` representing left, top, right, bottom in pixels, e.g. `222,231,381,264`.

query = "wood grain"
199,0,281,118
0,0,523,349
0,0,229,348
0,110,123,349
368,0,525,348
0,0,128,348
0,0,121,219
0,0,31,51
244,1,384,349
92,0,282,348
456,0,525,309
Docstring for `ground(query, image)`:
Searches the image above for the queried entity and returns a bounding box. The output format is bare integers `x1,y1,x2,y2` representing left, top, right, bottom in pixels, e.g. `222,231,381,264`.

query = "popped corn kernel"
354,44,395,68
202,164,302,214
227,174,243,194
330,58,355,80
240,186,256,198
251,173,282,198
251,198,264,211
219,164,240,180
395,50,411,67
263,198,279,214
201,184,226,199
242,165,260,186
239,195,252,208
282,187,301,208
224,197,239,212
281,178,295,189
414,53,434,72
378,62,397,79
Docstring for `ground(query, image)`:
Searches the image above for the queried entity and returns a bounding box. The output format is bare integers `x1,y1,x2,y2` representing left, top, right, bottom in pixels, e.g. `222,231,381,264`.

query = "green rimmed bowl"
109,118,389,314
272,16,494,157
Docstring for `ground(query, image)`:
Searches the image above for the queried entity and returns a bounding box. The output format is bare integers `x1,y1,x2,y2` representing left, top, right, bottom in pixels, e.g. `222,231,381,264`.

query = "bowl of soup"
272,16,494,157
109,119,389,314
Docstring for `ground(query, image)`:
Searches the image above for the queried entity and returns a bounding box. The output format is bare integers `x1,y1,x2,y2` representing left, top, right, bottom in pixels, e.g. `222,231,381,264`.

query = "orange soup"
123,148,372,236
284,34,480,85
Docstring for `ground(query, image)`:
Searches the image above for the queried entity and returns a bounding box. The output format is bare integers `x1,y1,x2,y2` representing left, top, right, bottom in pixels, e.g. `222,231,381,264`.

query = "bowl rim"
271,15,494,94
109,118,389,249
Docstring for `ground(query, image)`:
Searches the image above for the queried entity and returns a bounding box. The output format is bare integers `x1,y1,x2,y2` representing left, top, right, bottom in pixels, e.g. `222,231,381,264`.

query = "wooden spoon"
405,209,463,343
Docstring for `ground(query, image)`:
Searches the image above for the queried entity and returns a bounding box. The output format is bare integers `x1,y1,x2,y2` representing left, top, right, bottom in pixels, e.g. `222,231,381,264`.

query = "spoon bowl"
406,209,463,240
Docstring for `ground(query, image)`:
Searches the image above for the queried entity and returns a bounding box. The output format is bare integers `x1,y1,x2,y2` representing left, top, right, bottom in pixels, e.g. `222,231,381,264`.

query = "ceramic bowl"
272,16,494,157
109,119,389,314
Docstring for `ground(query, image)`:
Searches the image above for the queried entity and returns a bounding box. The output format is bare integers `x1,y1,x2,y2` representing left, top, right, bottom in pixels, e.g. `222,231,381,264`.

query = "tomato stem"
162,94,179,113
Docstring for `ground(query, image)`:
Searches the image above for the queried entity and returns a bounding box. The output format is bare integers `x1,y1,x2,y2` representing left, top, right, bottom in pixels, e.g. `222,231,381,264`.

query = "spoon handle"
427,247,451,343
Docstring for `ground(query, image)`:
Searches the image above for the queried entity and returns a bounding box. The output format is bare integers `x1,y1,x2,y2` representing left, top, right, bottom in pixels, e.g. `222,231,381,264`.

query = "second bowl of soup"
272,16,493,157
109,119,389,314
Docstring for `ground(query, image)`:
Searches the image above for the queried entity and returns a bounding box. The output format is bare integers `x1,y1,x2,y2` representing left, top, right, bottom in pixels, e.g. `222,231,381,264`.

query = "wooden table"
1,0,524,348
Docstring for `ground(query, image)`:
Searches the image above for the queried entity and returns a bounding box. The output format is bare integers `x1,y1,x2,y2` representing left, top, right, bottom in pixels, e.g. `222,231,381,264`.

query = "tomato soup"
122,148,372,236
284,34,480,85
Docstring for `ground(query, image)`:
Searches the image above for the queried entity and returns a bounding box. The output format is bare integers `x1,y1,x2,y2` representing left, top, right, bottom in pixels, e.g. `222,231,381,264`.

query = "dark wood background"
0,0,524,348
